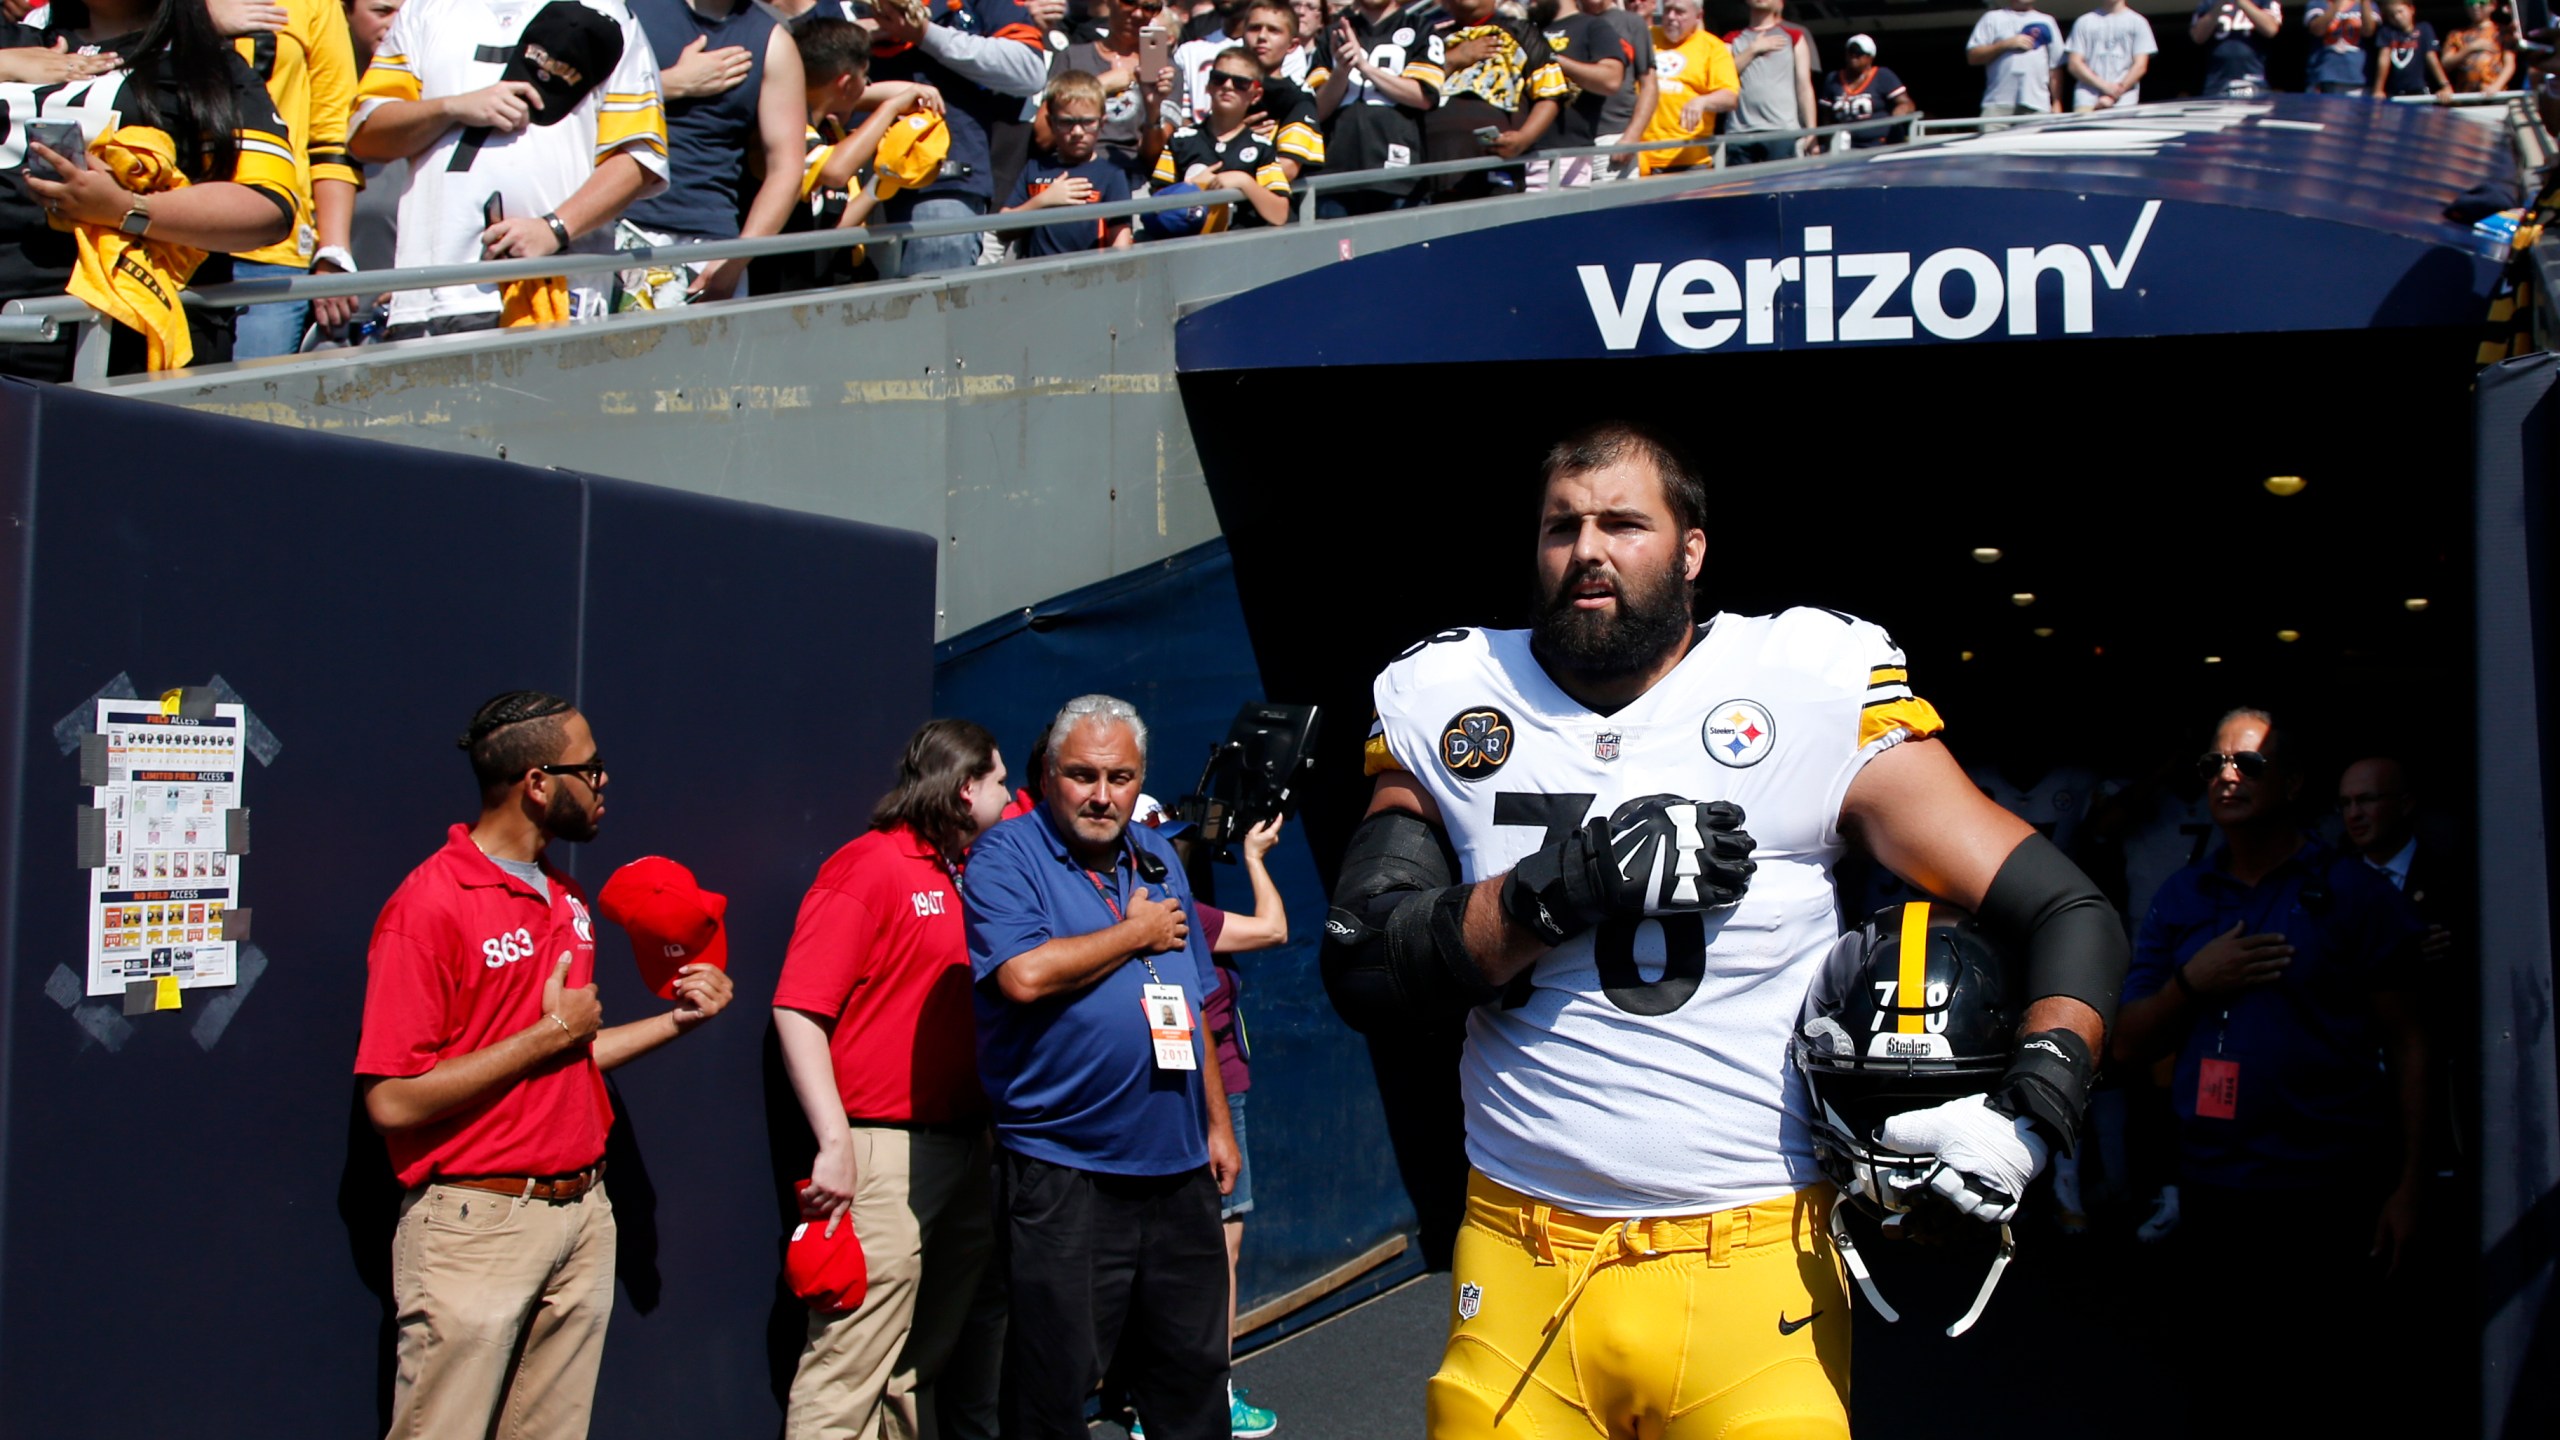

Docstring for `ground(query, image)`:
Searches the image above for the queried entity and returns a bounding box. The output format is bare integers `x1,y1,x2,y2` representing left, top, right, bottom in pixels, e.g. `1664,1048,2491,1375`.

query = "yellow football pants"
1427,1171,1852,1440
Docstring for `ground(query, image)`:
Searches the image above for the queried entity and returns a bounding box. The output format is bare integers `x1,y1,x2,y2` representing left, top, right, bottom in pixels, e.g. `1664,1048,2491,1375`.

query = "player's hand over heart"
1501,795,1755,948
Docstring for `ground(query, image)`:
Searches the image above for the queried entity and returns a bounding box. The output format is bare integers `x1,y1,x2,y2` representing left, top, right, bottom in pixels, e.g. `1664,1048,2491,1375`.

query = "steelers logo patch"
1703,700,1775,768
1441,707,1515,780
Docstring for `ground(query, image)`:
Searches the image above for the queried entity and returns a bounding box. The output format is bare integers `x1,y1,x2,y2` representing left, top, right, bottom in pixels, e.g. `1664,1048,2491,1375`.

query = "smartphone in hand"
23,120,87,183
1139,24,1172,86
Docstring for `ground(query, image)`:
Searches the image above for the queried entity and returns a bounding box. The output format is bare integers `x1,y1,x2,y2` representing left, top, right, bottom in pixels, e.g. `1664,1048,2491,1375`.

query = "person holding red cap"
354,690,734,1440
774,717,1015,1440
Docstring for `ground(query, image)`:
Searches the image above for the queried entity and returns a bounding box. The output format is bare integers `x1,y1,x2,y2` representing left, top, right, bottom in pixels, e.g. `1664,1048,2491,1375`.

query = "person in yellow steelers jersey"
1638,0,1734,174
228,0,364,357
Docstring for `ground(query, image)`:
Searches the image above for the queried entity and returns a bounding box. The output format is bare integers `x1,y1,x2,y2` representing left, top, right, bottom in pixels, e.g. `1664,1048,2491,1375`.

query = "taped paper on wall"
82,698,249,996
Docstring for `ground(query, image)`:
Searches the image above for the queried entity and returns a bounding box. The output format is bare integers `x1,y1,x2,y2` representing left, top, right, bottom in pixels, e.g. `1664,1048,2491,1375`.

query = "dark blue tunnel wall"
933,541,1418,1333
0,379,937,1437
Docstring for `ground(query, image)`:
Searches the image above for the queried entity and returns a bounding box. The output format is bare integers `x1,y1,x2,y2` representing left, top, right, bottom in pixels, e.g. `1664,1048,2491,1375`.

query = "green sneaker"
1230,1384,1278,1439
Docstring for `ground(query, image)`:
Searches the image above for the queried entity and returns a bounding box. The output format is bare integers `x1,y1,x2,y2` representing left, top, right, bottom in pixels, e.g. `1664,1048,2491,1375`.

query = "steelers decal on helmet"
1441,707,1515,779
1703,699,1776,767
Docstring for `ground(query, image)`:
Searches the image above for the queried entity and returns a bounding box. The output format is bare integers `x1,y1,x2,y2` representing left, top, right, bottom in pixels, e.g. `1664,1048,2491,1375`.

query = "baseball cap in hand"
874,110,951,198
504,0,625,126
2021,20,2053,46
786,1181,870,1312
597,856,729,998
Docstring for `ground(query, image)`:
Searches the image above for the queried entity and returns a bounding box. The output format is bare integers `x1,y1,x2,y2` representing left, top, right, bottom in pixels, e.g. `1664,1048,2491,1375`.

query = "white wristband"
313,245,357,274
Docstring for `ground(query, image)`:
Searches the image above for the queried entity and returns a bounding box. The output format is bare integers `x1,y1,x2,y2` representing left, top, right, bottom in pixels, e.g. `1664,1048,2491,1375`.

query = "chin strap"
1827,1207,2018,1337
1827,1204,1899,1323
1943,1223,2017,1338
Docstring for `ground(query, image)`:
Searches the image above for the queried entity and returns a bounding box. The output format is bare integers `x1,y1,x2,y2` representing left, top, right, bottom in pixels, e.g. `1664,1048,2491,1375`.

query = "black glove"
1500,795,1755,948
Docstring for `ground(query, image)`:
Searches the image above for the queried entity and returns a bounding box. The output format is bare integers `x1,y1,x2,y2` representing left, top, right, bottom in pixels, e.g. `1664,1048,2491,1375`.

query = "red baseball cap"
785,1181,869,1312
597,856,729,999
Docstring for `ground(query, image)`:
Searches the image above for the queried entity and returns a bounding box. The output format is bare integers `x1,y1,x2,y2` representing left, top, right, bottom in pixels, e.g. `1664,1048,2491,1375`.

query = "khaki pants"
388,1178,616,1440
787,1126,996,1440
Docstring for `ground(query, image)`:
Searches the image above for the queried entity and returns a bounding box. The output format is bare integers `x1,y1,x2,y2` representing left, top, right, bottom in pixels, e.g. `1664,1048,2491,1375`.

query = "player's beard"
542,783,601,844
1532,551,1695,678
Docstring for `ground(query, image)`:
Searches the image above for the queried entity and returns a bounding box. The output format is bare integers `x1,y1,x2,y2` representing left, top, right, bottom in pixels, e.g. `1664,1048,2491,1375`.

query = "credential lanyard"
1082,857,1167,984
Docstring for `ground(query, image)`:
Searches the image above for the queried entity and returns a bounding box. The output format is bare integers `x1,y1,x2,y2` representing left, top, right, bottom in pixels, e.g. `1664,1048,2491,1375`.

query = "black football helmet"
1793,901,2022,1334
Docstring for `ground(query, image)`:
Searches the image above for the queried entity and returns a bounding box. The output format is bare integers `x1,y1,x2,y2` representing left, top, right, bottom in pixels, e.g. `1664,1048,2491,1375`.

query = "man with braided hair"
1321,421,2127,1438
355,690,735,1440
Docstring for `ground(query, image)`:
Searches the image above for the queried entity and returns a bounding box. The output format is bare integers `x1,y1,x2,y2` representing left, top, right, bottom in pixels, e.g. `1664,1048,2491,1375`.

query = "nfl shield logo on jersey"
1457,1282,1484,1320
1704,700,1777,768
1594,731,1621,762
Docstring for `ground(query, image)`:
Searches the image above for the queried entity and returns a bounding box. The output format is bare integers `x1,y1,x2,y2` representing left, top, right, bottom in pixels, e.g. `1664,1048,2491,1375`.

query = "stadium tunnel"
1181,96,2540,1433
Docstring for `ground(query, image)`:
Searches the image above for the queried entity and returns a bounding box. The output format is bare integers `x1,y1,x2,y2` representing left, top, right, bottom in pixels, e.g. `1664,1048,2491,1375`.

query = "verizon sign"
1577,200,2162,352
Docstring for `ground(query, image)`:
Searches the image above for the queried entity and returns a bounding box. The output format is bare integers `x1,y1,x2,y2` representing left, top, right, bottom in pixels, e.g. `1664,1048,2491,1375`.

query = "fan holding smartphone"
0,0,300,379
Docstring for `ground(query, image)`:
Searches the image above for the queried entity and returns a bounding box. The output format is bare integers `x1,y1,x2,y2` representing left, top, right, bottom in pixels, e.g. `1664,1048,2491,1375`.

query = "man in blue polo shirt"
967,693,1240,1440
2115,706,2428,1440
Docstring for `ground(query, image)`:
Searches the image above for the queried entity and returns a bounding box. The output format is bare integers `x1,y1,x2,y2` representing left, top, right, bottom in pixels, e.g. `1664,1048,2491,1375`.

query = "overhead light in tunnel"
1972,547,2003,564
1960,650,1976,662
2093,646,2105,656
2033,627,2056,638
2276,629,2301,643
2264,476,2307,496
2405,597,2430,612
2204,655,2223,664
2010,592,2036,607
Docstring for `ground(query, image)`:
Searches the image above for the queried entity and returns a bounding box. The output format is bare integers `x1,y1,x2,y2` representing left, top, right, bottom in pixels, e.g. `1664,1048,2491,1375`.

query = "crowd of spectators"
0,0,2540,374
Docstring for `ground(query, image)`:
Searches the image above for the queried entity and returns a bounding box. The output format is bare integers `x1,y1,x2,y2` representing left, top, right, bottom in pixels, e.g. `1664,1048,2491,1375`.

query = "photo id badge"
1142,982,1197,1071
2196,1057,2240,1120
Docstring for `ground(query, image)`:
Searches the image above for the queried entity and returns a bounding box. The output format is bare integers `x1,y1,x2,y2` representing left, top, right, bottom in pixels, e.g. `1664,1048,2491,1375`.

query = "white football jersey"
1368,610,1942,1215
354,0,669,324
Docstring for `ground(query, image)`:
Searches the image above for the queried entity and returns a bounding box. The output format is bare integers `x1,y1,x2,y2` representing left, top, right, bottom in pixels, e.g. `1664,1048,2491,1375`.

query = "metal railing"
8,93,2537,376
1,110,1932,374
1295,109,1923,216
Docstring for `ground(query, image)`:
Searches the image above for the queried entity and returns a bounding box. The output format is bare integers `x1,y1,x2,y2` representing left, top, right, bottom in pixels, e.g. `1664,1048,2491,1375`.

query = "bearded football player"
1320,420,2128,1438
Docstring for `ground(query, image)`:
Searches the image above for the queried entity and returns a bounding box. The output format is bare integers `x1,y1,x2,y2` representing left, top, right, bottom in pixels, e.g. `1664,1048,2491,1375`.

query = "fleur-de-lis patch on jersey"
1441,707,1515,779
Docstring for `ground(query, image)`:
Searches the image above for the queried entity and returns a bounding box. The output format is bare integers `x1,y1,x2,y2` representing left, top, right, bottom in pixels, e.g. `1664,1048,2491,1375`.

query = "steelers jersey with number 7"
1367,610,1943,1216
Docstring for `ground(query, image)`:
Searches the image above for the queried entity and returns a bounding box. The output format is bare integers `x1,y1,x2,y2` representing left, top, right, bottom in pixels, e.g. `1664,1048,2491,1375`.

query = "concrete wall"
98,178,1698,638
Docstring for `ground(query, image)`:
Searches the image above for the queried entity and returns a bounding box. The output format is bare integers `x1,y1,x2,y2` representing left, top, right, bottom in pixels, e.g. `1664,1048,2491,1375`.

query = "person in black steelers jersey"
1152,46,1291,226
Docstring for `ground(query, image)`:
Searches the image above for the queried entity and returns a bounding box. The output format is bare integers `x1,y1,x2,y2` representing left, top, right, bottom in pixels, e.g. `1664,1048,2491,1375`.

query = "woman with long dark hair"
770,716,1012,1438
0,0,297,377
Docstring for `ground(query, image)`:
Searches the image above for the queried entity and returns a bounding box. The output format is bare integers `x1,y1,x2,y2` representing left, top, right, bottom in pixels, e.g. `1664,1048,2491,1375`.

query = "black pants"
995,1149,1228,1440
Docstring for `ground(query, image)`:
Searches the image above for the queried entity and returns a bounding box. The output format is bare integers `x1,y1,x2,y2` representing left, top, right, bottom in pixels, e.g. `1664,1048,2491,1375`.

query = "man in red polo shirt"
356,690,735,1440
776,717,1013,1440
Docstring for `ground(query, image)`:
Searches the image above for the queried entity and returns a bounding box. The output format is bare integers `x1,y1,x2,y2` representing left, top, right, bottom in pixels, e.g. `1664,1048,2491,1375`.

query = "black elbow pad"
1320,810,1487,1035
1976,830,2129,1034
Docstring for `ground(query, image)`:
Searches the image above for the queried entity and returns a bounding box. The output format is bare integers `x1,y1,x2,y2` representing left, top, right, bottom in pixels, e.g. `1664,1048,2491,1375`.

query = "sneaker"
1126,1419,1143,1439
1230,1384,1278,1439
2136,1185,2181,1244
2051,1152,2087,1235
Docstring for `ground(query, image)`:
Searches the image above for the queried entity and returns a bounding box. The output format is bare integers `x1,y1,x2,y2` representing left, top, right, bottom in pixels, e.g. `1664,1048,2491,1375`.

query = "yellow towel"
500,275,570,328
63,127,205,372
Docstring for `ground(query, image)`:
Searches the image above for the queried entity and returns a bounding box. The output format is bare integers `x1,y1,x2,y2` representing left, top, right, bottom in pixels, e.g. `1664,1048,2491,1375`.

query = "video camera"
1169,702,1322,863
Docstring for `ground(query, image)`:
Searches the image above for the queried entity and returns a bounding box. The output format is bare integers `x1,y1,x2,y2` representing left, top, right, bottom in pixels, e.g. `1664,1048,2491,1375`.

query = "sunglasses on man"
2195,751,2270,781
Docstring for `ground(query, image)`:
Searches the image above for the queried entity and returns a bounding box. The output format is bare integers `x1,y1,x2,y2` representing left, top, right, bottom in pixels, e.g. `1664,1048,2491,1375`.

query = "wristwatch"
541,211,573,251
118,199,150,237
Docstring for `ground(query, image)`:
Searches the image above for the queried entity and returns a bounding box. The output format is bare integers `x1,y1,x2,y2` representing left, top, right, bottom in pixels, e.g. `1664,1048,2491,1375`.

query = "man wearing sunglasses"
353,689,735,1440
2113,708,2429,1439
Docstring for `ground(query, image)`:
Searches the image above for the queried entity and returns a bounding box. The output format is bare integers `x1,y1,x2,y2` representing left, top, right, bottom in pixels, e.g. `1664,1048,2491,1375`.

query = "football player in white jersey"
1319,421,2128,1439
